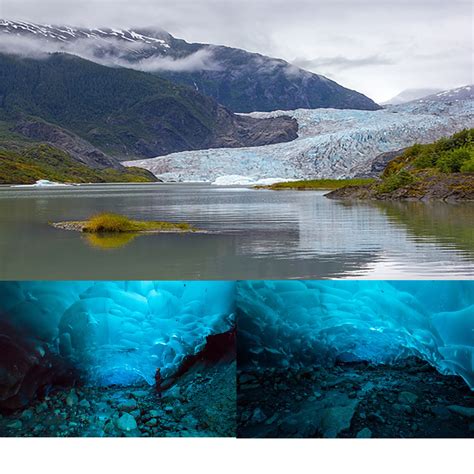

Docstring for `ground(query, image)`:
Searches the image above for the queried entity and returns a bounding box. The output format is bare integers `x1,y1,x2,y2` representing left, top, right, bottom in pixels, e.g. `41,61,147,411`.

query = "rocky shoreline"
237,358,474,438
326,173,474,202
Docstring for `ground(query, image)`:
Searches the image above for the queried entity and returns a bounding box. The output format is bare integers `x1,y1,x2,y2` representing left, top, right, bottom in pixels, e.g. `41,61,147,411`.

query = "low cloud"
132,48,220,72
293,54,395,72
0,33,221,72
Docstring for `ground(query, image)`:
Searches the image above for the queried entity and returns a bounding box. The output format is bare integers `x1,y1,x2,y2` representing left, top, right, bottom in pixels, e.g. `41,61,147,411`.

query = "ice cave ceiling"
0,281,235,408
237,281,474,390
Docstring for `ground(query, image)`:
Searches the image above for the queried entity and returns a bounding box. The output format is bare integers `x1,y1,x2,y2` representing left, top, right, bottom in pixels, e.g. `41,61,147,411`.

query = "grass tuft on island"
257,178,375,190
52,213,197,233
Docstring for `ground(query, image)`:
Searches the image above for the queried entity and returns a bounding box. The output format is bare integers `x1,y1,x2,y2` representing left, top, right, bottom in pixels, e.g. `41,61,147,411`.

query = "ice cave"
237,280,474,390
0,281,236,410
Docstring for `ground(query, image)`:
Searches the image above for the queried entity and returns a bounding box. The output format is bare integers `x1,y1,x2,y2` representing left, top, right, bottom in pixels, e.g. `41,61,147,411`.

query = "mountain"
0,19,380,113
409,85,473,103
0,143,157,184
381,88,443,105
123,86,474,181
0,52,297,160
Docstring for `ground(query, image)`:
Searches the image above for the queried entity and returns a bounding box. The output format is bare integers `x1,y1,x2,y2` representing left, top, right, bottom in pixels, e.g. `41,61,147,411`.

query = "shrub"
460,158,474,173
436,149,471,173
413,151,437,169
377,170,415,194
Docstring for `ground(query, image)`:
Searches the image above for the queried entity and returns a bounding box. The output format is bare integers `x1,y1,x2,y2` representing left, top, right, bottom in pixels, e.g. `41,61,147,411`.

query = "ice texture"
124,94,474,182
211,175,294,186
0,281,235,389
237,281,474,389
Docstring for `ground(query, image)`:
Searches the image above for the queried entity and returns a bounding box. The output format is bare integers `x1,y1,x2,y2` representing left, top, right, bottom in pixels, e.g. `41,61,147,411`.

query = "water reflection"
0,184,472,279
83,232,138,249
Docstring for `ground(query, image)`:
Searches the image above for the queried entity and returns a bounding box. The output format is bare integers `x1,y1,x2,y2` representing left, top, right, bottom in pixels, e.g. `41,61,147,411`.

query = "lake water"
0,183,473,280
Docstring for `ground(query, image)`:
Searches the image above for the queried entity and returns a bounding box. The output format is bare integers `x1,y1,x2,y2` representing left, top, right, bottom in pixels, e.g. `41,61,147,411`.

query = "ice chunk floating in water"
0,281,235,407
237,281,474,389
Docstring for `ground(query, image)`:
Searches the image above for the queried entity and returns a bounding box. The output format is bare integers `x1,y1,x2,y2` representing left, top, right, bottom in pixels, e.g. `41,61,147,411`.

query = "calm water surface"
0,183,472,279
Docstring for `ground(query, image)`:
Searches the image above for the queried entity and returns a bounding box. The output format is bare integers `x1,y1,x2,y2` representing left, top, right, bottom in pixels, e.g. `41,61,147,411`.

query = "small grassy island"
51,213,199,249
52,213,197,233
257,178,374,190
326,129,474,202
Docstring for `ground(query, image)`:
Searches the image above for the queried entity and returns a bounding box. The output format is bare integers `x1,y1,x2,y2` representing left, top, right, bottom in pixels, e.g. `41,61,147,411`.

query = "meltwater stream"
0,183,473,279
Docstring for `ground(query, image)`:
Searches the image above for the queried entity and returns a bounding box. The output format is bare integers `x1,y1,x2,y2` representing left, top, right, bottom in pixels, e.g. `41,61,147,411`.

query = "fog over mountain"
1,0,471,102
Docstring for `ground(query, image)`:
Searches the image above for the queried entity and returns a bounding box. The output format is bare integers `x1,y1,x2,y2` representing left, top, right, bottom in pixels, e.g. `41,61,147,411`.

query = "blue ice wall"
237,281,474,389
0,281,235,386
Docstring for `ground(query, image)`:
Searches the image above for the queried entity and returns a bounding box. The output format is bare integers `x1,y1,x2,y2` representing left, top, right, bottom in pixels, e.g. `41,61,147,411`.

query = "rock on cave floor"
0,361,236,437
237,358,474,438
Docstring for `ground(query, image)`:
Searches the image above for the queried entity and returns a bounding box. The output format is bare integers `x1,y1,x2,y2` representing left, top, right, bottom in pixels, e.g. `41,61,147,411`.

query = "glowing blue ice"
237,281,474,389
0,281,235,386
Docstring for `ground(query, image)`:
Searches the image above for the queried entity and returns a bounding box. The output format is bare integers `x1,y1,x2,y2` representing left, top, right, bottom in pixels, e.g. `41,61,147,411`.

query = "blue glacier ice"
237,280,474,389
124,90,474,182
0,281,235,397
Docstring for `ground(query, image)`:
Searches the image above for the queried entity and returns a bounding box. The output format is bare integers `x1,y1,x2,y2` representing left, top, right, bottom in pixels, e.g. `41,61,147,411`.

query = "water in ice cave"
237,280,474,389
0,281,235,407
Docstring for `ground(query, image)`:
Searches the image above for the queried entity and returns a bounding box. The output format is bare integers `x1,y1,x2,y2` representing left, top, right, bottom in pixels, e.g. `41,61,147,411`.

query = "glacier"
237,280,474,390
0,281,235,408
124,93,474,181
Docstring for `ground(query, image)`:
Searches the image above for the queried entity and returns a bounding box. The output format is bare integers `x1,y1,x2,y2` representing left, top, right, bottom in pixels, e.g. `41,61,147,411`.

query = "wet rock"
117,398,137,412
320,400,359,438
398,391,418,404
36,402,49,413
447,405,474,418
7,419,22,430
116,413,137,432
251,407,267,424
182,414,199,429
66,389,79,407
146,418,158,427
164,385,181,399
430,406,451,418
369,412,385,424
356,427,372,438
104,421,116,434
79,399,91,409
393,403,409,412
265,413,279,425
20,409,34,421
279,418,299,434
131,390,148,399
239,374,256,384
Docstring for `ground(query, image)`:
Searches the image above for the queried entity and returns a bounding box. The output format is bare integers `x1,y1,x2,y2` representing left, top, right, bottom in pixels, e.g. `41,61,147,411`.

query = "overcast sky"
1,0,472,101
